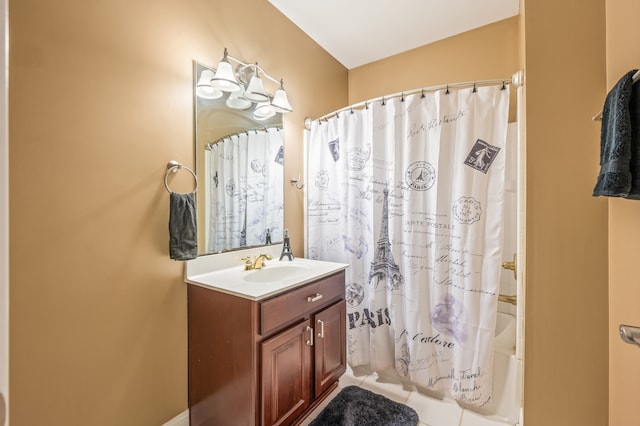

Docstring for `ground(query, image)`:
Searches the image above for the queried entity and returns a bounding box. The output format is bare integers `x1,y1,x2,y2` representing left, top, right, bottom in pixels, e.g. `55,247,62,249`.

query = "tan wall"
605,0,640,425
522,0,608,424
348,17,520,117
8,0,347,424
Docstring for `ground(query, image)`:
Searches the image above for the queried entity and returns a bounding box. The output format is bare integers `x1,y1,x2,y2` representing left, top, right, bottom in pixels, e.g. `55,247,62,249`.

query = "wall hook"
290,175,304,190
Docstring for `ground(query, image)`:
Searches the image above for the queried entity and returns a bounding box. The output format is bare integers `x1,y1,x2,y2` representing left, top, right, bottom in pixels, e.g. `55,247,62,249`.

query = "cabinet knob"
305,326,314,346
307,293,323,303
317,319,325,338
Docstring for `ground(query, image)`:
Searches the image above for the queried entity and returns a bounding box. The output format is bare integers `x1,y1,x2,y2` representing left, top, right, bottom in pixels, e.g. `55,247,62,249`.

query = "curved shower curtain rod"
305,69,524,128
205,125,283,149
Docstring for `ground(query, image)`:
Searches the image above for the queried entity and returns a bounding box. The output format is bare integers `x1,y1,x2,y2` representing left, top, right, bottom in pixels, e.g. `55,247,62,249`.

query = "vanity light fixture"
243,68,270,102
253,100,276,120
196,69,223,99
271,79,293,113
199,48,293,113
211,48,242,92
225,86,253,110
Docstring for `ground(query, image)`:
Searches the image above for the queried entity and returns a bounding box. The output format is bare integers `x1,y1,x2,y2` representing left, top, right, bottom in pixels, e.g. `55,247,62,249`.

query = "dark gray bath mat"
309,385,419,426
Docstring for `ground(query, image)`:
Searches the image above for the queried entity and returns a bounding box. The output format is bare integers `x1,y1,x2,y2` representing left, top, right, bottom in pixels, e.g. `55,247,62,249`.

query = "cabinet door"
314,300,347,397
261,319,313,426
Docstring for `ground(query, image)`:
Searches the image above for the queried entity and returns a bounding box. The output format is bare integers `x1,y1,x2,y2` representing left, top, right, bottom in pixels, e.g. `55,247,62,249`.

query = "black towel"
593,69,640,198
169,192,198,260
627,80,640,198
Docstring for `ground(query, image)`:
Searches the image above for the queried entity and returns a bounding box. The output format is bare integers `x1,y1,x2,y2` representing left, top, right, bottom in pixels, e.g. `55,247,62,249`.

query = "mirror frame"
193,61,285,256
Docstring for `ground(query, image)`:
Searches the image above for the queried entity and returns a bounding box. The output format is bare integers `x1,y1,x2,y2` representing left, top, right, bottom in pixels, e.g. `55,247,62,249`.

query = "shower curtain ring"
445,85,450,95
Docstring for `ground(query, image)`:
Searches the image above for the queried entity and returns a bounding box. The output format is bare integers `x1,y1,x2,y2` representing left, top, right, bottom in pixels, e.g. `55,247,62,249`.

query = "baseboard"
163,409,189,426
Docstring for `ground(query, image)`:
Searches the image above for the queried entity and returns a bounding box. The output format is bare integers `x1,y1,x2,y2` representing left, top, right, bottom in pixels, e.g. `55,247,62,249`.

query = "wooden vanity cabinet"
188,270,346,426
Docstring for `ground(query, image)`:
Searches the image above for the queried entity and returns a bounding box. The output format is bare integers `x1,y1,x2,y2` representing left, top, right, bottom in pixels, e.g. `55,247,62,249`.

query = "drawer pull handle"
317,319,325,339
305,326,314,346
307,293,323,302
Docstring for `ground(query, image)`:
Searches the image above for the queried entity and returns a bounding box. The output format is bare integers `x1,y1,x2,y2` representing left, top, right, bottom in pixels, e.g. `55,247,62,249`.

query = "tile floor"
300,366,517,426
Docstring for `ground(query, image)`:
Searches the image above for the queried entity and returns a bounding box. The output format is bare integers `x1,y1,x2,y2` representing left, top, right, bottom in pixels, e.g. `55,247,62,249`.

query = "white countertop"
185,245,348,300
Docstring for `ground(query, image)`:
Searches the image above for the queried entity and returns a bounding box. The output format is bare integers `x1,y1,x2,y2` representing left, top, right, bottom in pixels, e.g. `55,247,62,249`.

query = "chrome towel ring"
164,160,198,194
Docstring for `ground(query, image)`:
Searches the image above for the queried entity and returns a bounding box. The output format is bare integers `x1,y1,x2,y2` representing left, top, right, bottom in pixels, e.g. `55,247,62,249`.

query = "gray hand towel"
593,69,639,198
169,192,198,260
627,80,640,198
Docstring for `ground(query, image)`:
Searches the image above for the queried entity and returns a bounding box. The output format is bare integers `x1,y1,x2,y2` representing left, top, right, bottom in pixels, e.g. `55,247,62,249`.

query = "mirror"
194,61,284,255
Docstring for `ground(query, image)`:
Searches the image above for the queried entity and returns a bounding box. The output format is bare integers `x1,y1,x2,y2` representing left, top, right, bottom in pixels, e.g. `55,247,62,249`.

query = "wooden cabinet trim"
260,271,345,336
188,270,346,426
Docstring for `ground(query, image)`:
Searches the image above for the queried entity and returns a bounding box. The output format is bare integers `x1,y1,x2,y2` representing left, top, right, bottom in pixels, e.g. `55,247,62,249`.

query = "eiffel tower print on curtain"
368,188,404,292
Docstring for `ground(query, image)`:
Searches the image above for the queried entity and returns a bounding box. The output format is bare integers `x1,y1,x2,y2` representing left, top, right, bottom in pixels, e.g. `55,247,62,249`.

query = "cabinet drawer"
260,271,345,336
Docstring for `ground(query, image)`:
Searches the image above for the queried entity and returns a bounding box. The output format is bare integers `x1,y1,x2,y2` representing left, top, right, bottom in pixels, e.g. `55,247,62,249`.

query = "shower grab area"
304,78,525,425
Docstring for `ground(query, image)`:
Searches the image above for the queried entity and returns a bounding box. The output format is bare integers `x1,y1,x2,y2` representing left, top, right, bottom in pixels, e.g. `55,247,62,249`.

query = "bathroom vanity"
186,254,347,426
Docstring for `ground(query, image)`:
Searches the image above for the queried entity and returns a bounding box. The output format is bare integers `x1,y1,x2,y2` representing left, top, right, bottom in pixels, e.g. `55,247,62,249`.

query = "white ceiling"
268,0,520,69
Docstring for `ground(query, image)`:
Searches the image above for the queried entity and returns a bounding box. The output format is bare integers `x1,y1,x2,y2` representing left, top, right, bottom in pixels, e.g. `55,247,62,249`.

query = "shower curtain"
306,85,509,406
205,128,284,252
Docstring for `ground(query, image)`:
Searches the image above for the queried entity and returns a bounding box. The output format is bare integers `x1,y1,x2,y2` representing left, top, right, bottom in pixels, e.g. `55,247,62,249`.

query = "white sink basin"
186,256,348,300
243,264,311,283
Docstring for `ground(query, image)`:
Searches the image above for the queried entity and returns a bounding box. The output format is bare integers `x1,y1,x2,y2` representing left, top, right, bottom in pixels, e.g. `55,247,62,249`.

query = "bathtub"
376,312,522,425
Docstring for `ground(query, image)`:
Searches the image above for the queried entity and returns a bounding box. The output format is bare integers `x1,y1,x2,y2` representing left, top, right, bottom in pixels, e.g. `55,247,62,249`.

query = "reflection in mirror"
194,61,284,255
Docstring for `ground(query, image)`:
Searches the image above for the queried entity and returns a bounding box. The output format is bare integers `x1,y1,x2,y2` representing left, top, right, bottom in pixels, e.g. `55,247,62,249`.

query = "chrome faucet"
242,253,273,270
